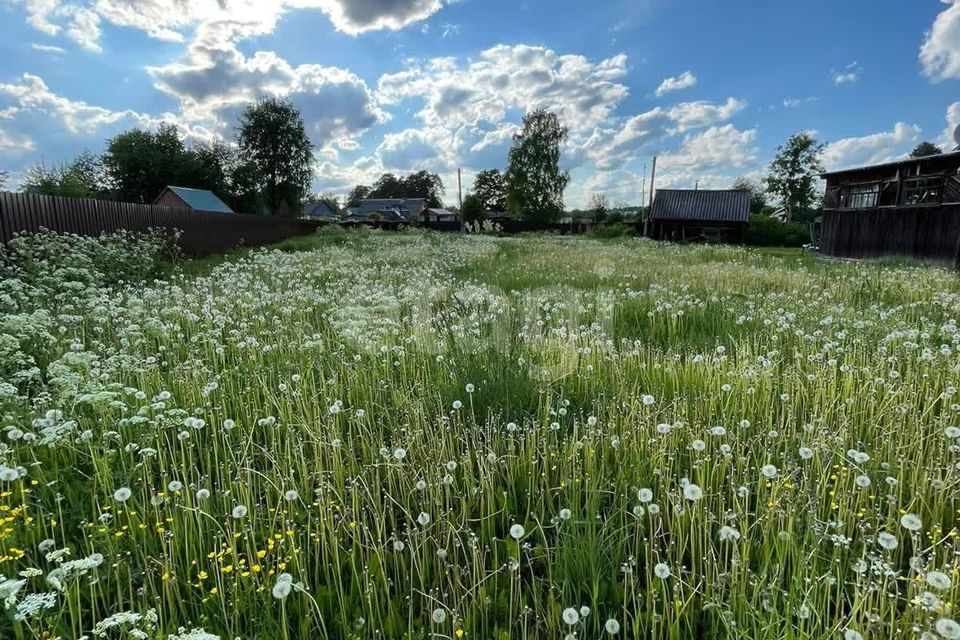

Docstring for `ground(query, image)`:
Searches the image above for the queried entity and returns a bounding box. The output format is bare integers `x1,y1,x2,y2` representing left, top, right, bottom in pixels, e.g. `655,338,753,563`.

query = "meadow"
0,227,959,639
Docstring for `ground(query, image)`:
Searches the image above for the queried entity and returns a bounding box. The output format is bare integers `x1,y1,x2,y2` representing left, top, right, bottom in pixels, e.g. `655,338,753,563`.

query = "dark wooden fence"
344,219,608,235
820,204,960,266
0,191,321,257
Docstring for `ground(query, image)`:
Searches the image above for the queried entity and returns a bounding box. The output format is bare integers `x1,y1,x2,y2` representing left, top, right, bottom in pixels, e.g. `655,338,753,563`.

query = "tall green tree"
732,176,768,215
764,132,824,222
346,185,371,207
402,170,444,208
505,109,570,222
369,174,405,199
236,98,314,216
473,169,506,211
190,140,235,198
461,193,484,223
910,141,943,158
103,124,191,203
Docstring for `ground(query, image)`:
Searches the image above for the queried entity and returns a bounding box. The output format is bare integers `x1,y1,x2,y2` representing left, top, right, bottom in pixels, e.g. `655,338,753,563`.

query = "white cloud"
783,96,818,108
0,73,211,138
148,41,387,149
10,0,448,50
305,0,445,35
822,122,921,171
30,42,67,54
377,128,447,171
0,127,36,152
587,97,747,169
377,45,630,134
940,102,960,149
655,71,696,97
832,61,862,86
659,124,758,170
10,0,102,50
921,0,960,81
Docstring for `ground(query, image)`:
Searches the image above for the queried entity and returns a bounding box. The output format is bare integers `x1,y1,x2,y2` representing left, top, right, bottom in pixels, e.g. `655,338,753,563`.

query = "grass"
0,227,958,639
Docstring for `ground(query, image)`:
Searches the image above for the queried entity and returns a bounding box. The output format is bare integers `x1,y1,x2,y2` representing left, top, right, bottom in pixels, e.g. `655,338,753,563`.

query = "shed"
820,152,960,265
423,208,457,222
153,186,234,213
647,189,750,243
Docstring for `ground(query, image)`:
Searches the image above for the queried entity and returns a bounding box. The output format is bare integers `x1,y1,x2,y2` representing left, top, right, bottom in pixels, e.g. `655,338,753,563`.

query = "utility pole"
640,162,647,212
457,168,463,212
645,156,657,237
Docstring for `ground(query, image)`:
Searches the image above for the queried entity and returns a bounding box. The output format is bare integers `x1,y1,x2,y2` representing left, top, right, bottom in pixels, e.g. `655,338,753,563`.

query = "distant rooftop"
821,150,960,178
159,186,234,213
649,189,750,223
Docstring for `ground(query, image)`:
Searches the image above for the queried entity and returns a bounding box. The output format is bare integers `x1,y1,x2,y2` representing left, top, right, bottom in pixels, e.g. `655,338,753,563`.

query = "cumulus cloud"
0,127,36,152
655,71,697,97
10,0,103,50
0,73,212,138
659,124,758,170
587,98,747,169
377,45,630,133
822,122,921,171
940,102,960,149
149,41,387,149
10,0,448,50
921,0,960,81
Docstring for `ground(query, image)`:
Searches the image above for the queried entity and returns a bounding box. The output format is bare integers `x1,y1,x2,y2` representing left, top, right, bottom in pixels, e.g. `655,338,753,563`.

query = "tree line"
15,98,315,216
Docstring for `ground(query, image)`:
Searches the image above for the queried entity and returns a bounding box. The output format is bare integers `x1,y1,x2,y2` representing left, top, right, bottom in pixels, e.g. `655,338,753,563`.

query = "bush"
745,214,809,247
589,223,635,239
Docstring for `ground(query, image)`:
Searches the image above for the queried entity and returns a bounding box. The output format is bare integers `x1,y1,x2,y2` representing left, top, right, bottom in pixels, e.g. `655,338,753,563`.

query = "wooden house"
820,152,960,265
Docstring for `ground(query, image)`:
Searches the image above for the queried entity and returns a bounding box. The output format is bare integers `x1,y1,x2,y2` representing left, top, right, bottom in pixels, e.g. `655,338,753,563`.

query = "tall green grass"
0,228,957,639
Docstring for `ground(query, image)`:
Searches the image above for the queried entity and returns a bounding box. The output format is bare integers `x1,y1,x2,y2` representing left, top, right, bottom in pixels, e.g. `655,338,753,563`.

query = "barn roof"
820,150,960,179
649,189,750,223
160,186,234,213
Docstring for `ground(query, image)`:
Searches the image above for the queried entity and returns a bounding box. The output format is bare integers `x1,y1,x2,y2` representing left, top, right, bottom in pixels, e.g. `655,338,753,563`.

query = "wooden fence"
819,204,960,267
0,191,321,257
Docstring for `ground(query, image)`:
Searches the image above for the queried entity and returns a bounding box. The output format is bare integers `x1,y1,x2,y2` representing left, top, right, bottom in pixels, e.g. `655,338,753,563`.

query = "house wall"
649,220,747,244
820,204,960,266
155,190,190,210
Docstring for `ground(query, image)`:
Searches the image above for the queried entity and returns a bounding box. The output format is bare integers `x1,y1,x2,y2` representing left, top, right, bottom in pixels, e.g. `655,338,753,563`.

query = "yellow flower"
197,571,208,580
455,630,464,639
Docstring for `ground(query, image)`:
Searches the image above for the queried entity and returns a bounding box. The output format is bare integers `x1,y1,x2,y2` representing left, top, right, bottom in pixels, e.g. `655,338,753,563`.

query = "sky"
0,0,958,209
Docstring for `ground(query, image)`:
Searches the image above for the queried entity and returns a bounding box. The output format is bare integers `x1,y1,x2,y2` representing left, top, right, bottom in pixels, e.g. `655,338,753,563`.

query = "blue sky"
1,0,958,208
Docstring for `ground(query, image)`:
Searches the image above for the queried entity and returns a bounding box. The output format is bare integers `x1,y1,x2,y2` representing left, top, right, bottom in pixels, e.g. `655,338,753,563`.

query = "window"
841,184,879,209
900,176,944,206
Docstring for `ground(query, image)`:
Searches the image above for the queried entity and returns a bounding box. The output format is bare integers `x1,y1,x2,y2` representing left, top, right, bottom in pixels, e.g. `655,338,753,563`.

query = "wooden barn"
820,152,960,265
647,189,750,243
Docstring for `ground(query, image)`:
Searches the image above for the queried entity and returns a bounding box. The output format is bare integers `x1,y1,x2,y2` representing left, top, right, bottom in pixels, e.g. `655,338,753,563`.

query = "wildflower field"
1,228,960,640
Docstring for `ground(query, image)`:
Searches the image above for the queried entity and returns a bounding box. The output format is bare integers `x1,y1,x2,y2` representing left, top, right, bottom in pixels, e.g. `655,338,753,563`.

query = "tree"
236,97,314,216
764,132,824,222
0,170,7,191
461,193,484,223
473,169,506,211
505,109,570,222
104,125,190,203
402,170,444,208
190,140,235,197
346,185,371,207
369,173,405,199
591,192,610,223
20,152,106,198
910,141,943,158
732,176,768,215
228,159,264,215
